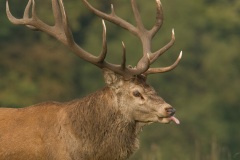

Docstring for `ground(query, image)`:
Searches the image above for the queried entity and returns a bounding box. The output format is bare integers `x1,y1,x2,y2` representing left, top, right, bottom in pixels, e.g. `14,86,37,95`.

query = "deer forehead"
120,78,156,94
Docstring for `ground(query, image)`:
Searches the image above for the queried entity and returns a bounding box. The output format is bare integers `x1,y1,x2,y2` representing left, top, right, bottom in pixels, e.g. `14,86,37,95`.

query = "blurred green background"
0,0,239,159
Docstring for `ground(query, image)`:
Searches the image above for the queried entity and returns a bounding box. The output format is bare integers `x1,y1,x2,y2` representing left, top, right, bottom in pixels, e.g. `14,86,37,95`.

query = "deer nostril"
165,108,176,116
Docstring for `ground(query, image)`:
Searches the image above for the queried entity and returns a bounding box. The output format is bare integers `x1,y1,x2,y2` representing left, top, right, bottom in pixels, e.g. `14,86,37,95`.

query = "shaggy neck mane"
65,87,139,159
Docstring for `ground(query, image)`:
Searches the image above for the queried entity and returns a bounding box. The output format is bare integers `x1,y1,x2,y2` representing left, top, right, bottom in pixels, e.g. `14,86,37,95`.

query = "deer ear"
103,69,122,85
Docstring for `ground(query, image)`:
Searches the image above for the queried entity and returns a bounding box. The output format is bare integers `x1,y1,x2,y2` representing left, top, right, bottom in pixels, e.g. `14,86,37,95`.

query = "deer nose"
165,107,176,116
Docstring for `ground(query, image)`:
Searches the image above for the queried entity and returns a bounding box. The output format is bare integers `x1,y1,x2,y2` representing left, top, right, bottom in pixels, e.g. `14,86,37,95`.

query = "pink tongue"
169,116,180,124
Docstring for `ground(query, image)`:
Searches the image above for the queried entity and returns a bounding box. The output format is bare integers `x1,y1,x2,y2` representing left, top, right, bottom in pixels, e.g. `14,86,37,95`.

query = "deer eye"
133,90,142,98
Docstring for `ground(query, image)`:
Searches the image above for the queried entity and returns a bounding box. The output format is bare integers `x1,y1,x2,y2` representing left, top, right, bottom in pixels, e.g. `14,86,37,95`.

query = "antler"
6,0,182,79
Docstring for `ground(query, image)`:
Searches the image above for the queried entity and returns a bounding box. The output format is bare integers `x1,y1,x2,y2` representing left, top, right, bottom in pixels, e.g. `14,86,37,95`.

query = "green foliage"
0,0,240,159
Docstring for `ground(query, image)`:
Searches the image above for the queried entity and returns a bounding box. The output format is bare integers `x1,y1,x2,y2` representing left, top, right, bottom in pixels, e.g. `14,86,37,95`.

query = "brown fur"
0,88,136,160
0,70,176,160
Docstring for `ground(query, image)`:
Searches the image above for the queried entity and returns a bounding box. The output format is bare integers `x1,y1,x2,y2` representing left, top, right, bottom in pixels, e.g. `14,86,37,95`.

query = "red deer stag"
1,0,182,159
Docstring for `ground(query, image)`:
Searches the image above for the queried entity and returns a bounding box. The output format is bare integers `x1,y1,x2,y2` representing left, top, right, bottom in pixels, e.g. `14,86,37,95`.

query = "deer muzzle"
158,105,180,124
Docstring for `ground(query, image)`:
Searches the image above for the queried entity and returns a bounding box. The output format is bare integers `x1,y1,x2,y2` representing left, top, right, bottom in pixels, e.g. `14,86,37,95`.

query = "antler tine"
96,20,108,63
23,0,32,19
130,0,151,55
145,29,182,75
83,0,137,35
145,51,182,75
149,29,176,64
22,0,36,30
121,41,126,70
52,0,62,27
149,0,164,37
131,0,145,32
6,0,35,30
7,0,60,42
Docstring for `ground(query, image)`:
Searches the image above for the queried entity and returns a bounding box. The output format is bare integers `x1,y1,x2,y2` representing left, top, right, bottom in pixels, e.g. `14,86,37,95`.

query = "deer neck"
63,87,139,159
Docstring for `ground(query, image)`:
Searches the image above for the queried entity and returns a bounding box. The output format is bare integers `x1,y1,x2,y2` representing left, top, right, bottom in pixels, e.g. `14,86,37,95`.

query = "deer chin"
158,116,180,124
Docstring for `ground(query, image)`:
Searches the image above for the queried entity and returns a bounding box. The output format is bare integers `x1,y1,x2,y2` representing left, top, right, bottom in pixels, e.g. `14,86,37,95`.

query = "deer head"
103,69,180,126
6,0,182,125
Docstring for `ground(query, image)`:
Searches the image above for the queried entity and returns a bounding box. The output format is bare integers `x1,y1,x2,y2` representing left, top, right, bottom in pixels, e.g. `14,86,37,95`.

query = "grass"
130,138,239,160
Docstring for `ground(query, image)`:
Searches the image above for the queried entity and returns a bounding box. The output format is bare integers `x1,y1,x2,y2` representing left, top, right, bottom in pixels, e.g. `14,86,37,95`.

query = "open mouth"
158,115,180,124
169,116,180,124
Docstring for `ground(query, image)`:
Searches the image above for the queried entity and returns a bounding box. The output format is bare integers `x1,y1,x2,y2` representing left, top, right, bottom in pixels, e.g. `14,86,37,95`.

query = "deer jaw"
103,69,180,126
